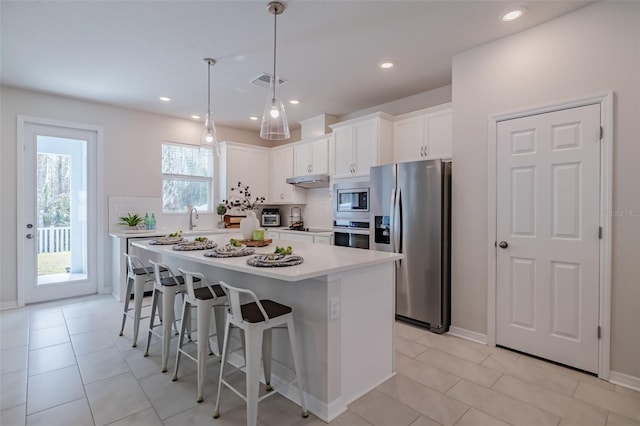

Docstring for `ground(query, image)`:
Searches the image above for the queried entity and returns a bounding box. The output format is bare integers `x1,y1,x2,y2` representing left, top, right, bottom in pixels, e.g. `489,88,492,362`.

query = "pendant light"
201,58,218,153
260,1,290,140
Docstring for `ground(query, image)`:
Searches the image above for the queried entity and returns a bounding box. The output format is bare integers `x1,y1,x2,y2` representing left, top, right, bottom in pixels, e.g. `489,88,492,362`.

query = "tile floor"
1,294,639,426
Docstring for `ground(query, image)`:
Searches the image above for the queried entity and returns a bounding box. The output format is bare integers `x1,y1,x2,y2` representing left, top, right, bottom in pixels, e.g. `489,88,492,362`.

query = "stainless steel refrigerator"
370,159,451,333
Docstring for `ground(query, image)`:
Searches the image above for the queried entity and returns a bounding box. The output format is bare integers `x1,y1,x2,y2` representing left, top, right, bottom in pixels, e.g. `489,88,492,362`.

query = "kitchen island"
132,234,401,422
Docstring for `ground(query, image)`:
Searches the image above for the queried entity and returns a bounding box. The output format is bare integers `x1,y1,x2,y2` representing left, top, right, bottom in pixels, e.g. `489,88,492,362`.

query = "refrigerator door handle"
393,188,403,268
390,187,396,253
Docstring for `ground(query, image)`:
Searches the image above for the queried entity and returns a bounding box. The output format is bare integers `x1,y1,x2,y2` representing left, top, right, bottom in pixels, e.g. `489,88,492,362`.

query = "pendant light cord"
271,6,277,101
207,61,211,119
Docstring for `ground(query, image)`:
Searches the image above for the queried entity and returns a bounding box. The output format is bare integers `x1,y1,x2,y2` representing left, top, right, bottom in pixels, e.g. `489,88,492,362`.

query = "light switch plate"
330,297,340,319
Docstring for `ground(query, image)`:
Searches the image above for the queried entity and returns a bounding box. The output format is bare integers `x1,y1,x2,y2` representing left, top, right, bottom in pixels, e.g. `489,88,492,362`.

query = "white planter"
240,211,260,240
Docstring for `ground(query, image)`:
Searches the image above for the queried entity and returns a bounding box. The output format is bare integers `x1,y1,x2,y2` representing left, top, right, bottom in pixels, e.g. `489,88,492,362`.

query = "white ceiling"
1,1,593,132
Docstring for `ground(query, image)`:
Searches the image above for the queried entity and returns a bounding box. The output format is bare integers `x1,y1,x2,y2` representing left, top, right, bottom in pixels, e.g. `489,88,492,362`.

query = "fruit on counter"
194,236,208,243
168,230,183,238
229,238,242,248
274,245,293,256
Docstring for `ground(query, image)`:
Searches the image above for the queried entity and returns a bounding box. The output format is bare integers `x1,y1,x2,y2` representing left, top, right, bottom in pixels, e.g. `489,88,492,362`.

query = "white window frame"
161,142,214,213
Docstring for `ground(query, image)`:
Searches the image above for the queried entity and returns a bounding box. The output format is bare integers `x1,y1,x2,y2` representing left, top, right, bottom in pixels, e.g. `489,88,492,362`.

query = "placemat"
172,241,218,251
247,254,304,267
204,247,256,258
150,237,183,245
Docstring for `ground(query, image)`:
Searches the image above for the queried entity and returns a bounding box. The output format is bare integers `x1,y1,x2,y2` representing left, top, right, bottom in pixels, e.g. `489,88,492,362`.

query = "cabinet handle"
420,146,424,157
424,145,429,157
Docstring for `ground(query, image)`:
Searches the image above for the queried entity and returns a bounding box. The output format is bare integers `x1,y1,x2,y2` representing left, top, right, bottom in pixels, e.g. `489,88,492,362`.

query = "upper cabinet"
218,142,270,205
393,103,452,163
269,146,307,204
293,136,329,176
330,113,393,179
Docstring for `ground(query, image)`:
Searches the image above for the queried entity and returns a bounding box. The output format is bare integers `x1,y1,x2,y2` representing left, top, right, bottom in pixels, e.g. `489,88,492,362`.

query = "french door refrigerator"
370,159,451,333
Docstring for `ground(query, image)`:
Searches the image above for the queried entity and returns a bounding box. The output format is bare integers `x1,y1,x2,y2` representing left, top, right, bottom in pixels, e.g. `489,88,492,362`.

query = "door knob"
26,234,34,239
498,241,508,249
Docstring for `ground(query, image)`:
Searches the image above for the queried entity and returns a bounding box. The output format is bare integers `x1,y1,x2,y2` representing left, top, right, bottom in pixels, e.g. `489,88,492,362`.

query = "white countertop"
109,229,229,238
266,227,334,237
131,233,401,282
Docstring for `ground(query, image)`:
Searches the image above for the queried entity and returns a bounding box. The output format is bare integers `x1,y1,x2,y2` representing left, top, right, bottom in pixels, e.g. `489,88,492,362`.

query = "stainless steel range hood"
286,174,330,189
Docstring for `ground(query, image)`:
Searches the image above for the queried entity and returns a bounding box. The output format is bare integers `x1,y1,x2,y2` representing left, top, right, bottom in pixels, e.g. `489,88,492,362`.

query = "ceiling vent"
250,73,287,88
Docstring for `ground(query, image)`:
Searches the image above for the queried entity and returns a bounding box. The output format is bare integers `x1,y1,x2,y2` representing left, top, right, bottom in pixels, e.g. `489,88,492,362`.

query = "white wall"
0,86,266,304
451,2,640,377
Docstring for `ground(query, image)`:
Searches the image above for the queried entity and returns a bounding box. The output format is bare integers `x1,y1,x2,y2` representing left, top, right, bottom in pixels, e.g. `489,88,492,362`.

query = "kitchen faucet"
189,207,199,230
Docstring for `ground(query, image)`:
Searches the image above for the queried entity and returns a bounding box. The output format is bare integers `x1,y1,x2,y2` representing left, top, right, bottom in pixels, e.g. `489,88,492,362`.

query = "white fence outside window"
38,227,71,253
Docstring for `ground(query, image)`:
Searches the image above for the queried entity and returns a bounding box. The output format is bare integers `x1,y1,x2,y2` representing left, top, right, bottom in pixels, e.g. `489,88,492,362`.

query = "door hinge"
597,326,602,339
600,126,604,140
599,226,603,239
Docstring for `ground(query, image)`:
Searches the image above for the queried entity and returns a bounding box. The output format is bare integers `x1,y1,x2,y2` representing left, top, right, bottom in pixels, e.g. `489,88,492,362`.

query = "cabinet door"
313,235,332,245
269,148,293,203
247,149,269,203
279,232,314,243
333,127,354,178
353,121,376,177
225,145,249,199
425,110,452,159
311,137,329,174
393,115,424,163
294,143,312,176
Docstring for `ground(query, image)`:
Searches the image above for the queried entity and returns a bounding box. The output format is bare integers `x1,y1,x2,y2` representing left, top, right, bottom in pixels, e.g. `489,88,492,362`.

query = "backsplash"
108,196,216,233
301,187,333,229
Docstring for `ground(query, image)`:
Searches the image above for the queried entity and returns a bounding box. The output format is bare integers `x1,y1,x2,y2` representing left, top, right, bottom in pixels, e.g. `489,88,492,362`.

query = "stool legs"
244,326,263,426
213,317,232,419
144,287,161,357
161,287,177,373
119,277,133,337
131,277,146,347
262,329,273,392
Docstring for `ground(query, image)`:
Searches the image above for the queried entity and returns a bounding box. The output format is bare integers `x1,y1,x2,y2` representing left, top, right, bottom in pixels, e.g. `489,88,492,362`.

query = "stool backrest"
219,281,269,323
149,260,181,287
124,254,147,277
178,269,220,300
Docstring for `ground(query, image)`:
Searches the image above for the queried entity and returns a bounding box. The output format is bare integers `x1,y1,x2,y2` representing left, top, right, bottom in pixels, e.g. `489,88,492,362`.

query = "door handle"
498,241,509,249
26,234,34,239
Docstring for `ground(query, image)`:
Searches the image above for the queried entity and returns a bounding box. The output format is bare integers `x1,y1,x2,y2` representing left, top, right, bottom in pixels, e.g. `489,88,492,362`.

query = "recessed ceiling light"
501,7,526,22
289,99,300,105
379,60,395,69
159,96,171,102
249,116,259,121
191,115,201,120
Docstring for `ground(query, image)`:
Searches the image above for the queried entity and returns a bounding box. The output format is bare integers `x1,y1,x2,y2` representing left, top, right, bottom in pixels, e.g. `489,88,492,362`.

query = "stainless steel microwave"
333,182,370,220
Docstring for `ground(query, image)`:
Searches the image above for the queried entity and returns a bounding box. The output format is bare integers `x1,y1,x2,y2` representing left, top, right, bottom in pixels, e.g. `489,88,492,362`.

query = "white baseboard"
0,301,19,311
447,326,488,345
609,370,640,392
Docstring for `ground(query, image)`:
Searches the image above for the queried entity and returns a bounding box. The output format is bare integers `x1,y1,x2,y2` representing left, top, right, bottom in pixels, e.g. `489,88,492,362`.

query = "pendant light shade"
201,58,219,153
260,1,290,140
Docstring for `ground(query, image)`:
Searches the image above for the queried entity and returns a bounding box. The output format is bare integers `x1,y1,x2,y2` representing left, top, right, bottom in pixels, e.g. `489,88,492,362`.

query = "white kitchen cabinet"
218,142,269,206
313,235,333,245
393,104,452,163
268,146,307,204
330,112,393,179
278,231,314,243
294,136,329,176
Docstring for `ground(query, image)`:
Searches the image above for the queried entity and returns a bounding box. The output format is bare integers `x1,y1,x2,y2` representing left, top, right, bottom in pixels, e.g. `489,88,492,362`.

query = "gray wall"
451,1,639,377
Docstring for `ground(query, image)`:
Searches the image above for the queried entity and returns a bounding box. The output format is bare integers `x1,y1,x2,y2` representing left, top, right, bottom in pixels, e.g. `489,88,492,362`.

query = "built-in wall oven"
333,219,370,249
333,182,370,249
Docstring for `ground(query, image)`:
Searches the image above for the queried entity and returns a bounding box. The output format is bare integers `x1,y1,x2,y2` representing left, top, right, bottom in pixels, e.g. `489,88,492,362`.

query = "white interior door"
20,120,98,304
496,103,601,373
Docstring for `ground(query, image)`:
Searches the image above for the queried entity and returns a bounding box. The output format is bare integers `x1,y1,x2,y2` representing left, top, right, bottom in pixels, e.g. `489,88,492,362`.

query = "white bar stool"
213,281,308,426
144,260,192,372
171,269,227,402
119,254,166,347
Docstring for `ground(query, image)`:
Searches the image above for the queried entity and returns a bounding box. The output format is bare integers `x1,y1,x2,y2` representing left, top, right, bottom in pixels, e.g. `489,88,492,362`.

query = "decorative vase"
240,210,259,240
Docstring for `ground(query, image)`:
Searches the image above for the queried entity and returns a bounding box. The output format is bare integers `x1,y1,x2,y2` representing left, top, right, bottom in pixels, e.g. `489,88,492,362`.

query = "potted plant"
223,182,266,239
118,213,144,229
216,204,227,229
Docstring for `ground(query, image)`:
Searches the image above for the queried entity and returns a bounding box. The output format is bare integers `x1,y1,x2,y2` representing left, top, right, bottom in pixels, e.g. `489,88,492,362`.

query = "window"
162,143,213,212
